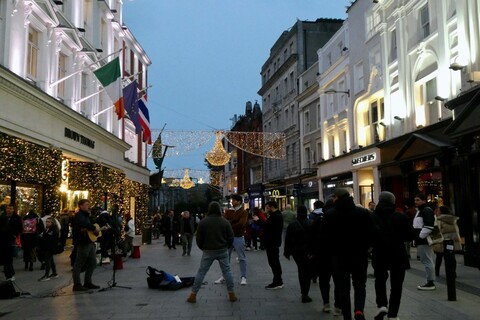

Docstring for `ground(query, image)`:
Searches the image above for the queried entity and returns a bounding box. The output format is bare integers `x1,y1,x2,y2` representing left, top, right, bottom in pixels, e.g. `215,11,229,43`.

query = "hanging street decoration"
224,131,286,160
148,129,286,161
179,168,195,189
205,131,231,166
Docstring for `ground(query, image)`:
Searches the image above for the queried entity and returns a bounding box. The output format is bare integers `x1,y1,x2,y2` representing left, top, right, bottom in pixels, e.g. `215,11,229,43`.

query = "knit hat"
378,191,396,205
333,188,350,199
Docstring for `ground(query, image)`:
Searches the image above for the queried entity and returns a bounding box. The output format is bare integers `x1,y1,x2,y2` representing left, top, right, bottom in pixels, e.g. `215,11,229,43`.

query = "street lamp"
324,89,350,97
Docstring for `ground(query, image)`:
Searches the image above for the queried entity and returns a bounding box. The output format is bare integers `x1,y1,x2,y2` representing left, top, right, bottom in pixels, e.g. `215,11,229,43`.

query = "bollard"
443,239,456,301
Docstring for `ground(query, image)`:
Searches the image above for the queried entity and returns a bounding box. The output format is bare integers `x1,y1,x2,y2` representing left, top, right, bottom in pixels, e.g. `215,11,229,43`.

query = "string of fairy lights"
149,130,286,163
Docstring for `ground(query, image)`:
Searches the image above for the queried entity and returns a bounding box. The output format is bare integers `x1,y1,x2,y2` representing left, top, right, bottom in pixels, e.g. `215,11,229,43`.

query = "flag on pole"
123,80,141,134
93,57,124,119
137,95,152,144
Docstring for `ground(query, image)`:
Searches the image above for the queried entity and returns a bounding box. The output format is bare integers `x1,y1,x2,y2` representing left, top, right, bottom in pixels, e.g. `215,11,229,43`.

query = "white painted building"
0,0,151,216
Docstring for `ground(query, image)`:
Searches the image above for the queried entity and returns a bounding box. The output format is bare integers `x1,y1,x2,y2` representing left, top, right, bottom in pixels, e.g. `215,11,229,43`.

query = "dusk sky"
123,0,348,177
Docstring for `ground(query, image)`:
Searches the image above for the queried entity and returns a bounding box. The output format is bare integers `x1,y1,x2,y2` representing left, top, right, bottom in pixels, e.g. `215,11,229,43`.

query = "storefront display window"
416,171,443,204
0,182,11,208
323,178,354,201
60,190,89,211
16,183,43,216
360,184,374,208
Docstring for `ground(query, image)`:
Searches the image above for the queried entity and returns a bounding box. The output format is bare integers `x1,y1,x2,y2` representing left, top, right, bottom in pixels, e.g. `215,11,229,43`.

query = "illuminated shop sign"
352,152,376,166
64,128,95,149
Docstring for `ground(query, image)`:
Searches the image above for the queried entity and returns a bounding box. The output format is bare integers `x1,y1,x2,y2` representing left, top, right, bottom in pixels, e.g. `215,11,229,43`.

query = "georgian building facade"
258,19,343,209
0,0,151,220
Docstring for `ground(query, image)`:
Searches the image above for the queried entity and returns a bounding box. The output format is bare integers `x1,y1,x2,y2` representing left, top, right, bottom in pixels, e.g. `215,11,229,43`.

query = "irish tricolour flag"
93,57,124,119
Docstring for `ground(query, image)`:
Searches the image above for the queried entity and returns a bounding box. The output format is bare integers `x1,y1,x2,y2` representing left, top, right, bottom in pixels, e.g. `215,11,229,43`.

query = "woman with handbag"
432,206,461,277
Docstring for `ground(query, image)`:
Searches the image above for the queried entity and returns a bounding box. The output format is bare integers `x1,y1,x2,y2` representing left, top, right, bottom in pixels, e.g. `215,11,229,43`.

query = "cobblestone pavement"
1,236,479,319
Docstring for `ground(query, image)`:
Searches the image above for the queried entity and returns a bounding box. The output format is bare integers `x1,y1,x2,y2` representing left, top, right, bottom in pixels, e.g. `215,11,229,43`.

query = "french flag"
137,95,152,144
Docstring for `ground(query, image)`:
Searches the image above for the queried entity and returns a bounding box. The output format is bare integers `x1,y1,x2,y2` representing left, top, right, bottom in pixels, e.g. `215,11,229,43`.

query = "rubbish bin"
142,222,152,245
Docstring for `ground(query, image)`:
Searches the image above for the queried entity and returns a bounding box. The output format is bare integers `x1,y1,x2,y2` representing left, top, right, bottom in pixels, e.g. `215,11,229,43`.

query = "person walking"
163,210,179,249
59,208,70,248
413,193,436,290
124,214,135,257
21,209,40,271
284,205,313,303
433,205,461,277
71,199,100,292
309,198,341,314
0,205,22,281
187,201,237,303
180,211,196,256
371,192,414,320
253,201,284,289
215,194,248,286
37,217,60,281
320,188,374,320
282,204,296,240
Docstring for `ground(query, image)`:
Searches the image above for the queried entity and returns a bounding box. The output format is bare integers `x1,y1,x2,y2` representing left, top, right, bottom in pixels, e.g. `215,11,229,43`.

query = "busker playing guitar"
72,199,101,292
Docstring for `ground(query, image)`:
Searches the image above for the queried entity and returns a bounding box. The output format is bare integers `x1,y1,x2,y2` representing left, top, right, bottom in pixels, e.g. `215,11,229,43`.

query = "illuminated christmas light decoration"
148,130,285,160
210,170,224,187
179,168,195,189
205,131,231,166
224,131,286,159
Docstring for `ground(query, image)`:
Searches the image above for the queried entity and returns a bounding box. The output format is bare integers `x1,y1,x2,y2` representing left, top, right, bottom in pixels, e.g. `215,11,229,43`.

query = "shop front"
263,186,288,210
294,179,319,211
445,86,480,267
247,183,264,210
318,147,380,207
378,120,454,210
0,66,150,223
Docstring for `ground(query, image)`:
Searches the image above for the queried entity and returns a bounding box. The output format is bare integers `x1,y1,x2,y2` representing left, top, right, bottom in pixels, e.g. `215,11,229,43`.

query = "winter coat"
308,208,323,221
413,204,435,246
180,217,196,235
224,206,248,237
39,226,59,255
371,202,414,270
256,210,283,248
195,208,234,251
284,218,312,257
320,196,373,259
72,210,96,245
432,214,461,253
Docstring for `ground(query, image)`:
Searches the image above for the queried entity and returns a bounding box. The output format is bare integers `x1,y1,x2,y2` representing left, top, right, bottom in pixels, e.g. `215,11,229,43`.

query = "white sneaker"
332,308,342,316
240,277,247,286
214,276,226,284
375,306,388,319
322,303,331,313
6,276,15,282
101,257,111,264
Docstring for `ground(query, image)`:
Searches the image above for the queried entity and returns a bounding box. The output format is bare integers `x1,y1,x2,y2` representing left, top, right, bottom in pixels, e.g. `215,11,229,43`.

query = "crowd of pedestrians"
1,189,464,320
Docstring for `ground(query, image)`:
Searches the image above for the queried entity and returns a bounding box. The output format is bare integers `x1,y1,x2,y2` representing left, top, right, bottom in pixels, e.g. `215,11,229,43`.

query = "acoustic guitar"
86,223,102,242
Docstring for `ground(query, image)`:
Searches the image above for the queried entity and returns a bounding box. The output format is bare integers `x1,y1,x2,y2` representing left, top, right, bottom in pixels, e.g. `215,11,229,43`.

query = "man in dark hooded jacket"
371,191,414,320
320,188,373,320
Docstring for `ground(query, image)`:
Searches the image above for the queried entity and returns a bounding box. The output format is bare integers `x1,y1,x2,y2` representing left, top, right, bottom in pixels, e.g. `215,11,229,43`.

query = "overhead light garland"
179,168,195,189
224,131,286,159
205,131,231,166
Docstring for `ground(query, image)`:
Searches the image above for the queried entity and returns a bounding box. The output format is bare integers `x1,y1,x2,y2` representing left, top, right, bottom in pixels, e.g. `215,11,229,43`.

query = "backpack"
22,218,38,234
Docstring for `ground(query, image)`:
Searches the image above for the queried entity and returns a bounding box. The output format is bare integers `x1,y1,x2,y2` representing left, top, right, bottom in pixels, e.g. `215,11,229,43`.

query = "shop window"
360,184,374,209
60,190,89,211
16,183,43,216
0,182,12,207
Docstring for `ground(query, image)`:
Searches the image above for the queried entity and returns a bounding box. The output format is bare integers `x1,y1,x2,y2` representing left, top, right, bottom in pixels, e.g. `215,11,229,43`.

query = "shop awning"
444,86,480,138
393,133,453,161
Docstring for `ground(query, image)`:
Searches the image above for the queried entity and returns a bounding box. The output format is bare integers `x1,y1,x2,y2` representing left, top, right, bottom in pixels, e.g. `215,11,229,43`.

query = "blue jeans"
417,244,435,282
229,236,247,278
192,249,234,293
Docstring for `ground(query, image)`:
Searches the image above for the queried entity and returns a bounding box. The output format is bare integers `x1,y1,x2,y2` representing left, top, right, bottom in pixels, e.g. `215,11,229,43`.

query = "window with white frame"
338,80,347,108
363,98,385,144
316,141,322,162
80,73,88,115
390,29,397,62
355,62,364,93
289,72,294,93
26,27,39,81
367,10,381,39
317,103,321,125
420,4,430,40
414,77,437,126
304,111,310,133
304,146,311,168
329,135,335,157
342,130,348,153
57,53,67,100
